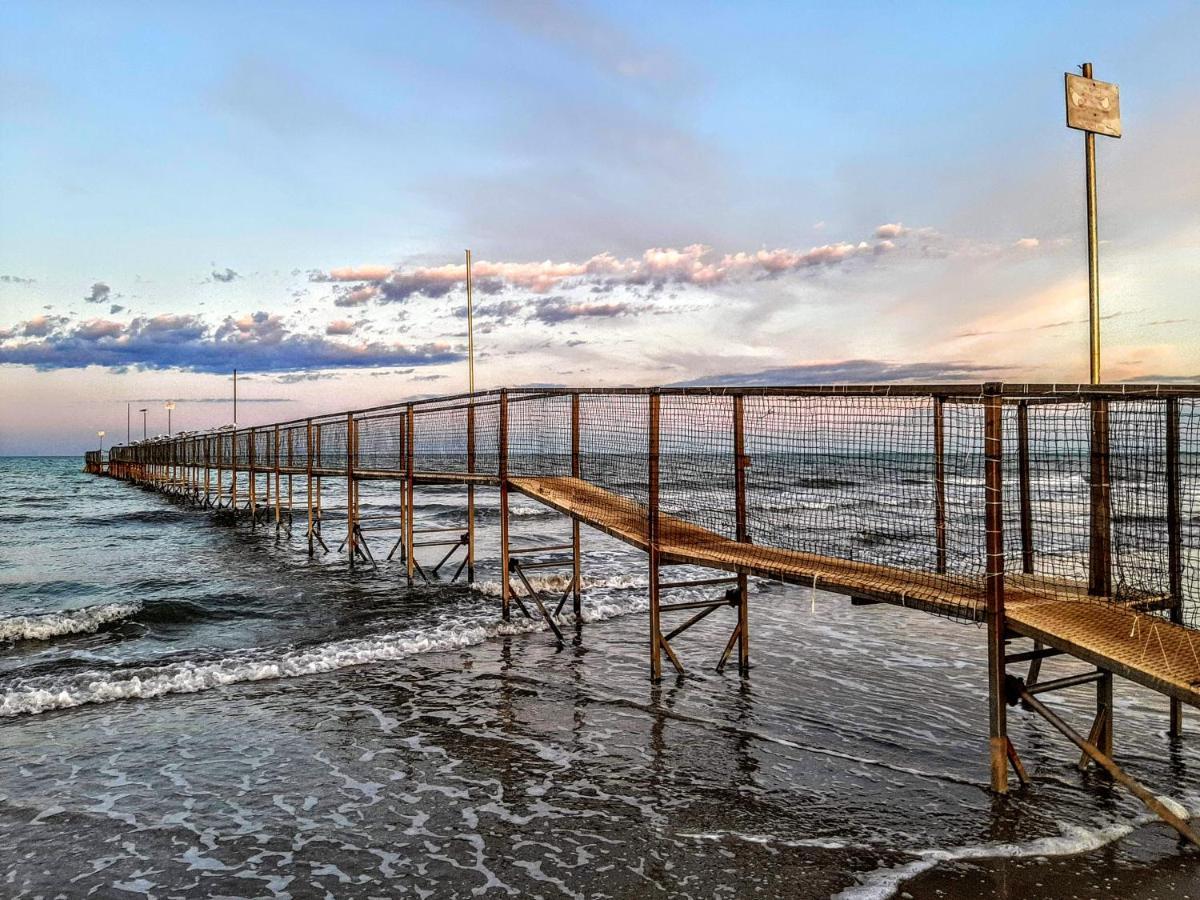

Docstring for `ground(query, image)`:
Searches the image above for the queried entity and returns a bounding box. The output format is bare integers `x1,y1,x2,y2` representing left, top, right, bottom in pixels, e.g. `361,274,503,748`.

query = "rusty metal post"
306,419,314,556
1089,399,1112,596
314,423,323,538
231,431,239,513
984,383,1009,794
248,430,257,525
286,427,294,525
467,397,476,584
648,391,662,680
406,405,416,587
571,392,582,617
1017,400,1035,574
1167,397,1183,738
933,395,947,574
274,424,281,531
499,391,511,620
734,393,750,675
346,413,356,566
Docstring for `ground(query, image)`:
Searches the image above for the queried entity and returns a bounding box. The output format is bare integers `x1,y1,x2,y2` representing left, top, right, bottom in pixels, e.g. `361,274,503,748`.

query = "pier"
88,382,1200,841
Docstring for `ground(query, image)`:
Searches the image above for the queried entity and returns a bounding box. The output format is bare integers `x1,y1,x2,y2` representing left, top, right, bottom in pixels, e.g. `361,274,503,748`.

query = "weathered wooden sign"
1065,73,1121,138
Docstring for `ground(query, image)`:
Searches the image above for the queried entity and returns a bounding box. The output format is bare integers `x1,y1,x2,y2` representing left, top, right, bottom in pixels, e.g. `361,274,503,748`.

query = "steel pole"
1082,62,1100,384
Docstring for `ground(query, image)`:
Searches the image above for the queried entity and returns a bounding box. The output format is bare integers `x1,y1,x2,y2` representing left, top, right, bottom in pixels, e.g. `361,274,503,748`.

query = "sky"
1,1,1198,454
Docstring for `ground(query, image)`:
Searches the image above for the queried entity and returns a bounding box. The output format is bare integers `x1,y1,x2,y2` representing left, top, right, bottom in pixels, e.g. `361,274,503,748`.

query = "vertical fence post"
467,396,476,584
204,435,211,507
648,391,662,681
406,406,416,588
571,392,582,617
984,382,1008,794
232,431,239,513
248,430,257,525
306,419,314,556
1017,400,1035,574
274,424,281,531
346,412,356,566
1167,396,1183,738
287,427,294,525
1089,398,1112,596
499,391,511,620
734,393,750,675
934,395,948,574
314,423,323,537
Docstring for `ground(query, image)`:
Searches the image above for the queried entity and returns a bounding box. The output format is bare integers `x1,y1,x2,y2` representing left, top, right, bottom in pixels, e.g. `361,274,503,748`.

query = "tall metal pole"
465,250,475,394
127,402,131,445
140,408,147,441
1082,62,1100,384
233,369,238,426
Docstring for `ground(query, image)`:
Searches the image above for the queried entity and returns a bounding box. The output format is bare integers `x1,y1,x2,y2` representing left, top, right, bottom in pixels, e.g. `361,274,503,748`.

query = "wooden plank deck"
512,475,1199,706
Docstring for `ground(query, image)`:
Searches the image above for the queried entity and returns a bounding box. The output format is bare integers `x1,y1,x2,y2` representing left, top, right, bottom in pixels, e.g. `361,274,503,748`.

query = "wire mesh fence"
106,384,1200,628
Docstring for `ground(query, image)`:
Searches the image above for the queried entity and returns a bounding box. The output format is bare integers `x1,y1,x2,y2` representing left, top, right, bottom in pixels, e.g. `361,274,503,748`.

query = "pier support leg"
571,517,582,618
649,550,662,681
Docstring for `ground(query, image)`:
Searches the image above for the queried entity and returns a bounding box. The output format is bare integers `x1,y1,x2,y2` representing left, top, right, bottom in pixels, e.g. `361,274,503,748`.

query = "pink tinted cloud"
311,230,896,303
325,319,356,335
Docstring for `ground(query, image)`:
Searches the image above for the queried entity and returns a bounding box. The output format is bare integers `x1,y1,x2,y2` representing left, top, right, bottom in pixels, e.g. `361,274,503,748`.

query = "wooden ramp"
1008,601,1200,707
512,475,1200,709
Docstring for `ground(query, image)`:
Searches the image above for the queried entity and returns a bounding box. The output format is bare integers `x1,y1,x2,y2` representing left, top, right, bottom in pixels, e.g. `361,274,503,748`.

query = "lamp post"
140,408,148,440
166,401,175,436
97,430,105,452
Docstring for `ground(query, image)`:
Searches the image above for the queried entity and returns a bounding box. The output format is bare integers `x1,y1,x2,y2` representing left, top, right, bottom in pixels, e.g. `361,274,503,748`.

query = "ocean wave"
470,572,649,598
0,601,143,644
0,593,649,719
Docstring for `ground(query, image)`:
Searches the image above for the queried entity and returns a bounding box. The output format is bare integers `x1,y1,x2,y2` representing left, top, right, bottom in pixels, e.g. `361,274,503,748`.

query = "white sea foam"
0,601,142,643
471,572,648,599
834,811,1192,900
0,593,649,719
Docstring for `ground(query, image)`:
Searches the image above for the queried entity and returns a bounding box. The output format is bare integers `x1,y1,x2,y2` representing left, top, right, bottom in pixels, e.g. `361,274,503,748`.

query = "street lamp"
166,401,175,436
97,430,105,452
140,408,148,440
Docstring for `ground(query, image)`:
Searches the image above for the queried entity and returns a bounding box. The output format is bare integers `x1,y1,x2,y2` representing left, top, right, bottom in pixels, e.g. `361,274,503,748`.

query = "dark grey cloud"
211,267,240,283
109,304,125,314
83,282,110,304
0,274,35,284
0,311,460,374
531,297,634,325
676,359,1015,387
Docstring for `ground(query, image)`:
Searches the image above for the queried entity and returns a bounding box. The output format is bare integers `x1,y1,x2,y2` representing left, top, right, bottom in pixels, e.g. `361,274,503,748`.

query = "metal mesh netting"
355,411,405,473
508,394,572,477
106,385,1200,628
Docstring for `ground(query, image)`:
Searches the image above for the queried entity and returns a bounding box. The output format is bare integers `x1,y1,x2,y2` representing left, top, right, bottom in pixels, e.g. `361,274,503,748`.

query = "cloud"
0,274,35,284
109,304,125,314
875,223,906,239
1014,237,1040,249
482,0,684,87
311,229,899,305
325,319,356,335
83,282,111,304
210,267,240,283
531,297,634,325
0,310,460,374
677,358,1014,387
20,314,68,337
333,285,380,307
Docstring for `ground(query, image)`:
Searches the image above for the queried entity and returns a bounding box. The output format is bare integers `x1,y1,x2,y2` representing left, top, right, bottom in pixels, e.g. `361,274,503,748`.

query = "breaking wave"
0,601,142,644
0,592,648,719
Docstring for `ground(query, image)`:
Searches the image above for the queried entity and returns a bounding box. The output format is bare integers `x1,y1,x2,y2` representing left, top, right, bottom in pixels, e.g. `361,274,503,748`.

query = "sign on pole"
1065,73,1121,138
1066,64,1121,384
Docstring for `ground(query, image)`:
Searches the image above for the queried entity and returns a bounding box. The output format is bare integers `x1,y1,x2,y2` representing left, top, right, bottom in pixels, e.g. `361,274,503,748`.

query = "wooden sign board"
1065,73,1121,137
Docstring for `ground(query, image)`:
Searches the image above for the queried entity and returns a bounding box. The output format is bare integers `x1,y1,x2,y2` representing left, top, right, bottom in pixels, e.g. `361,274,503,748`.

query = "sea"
1,456,1197,899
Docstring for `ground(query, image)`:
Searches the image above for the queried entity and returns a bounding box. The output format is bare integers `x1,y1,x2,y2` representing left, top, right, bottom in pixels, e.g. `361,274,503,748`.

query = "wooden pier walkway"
90,382,1200,842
